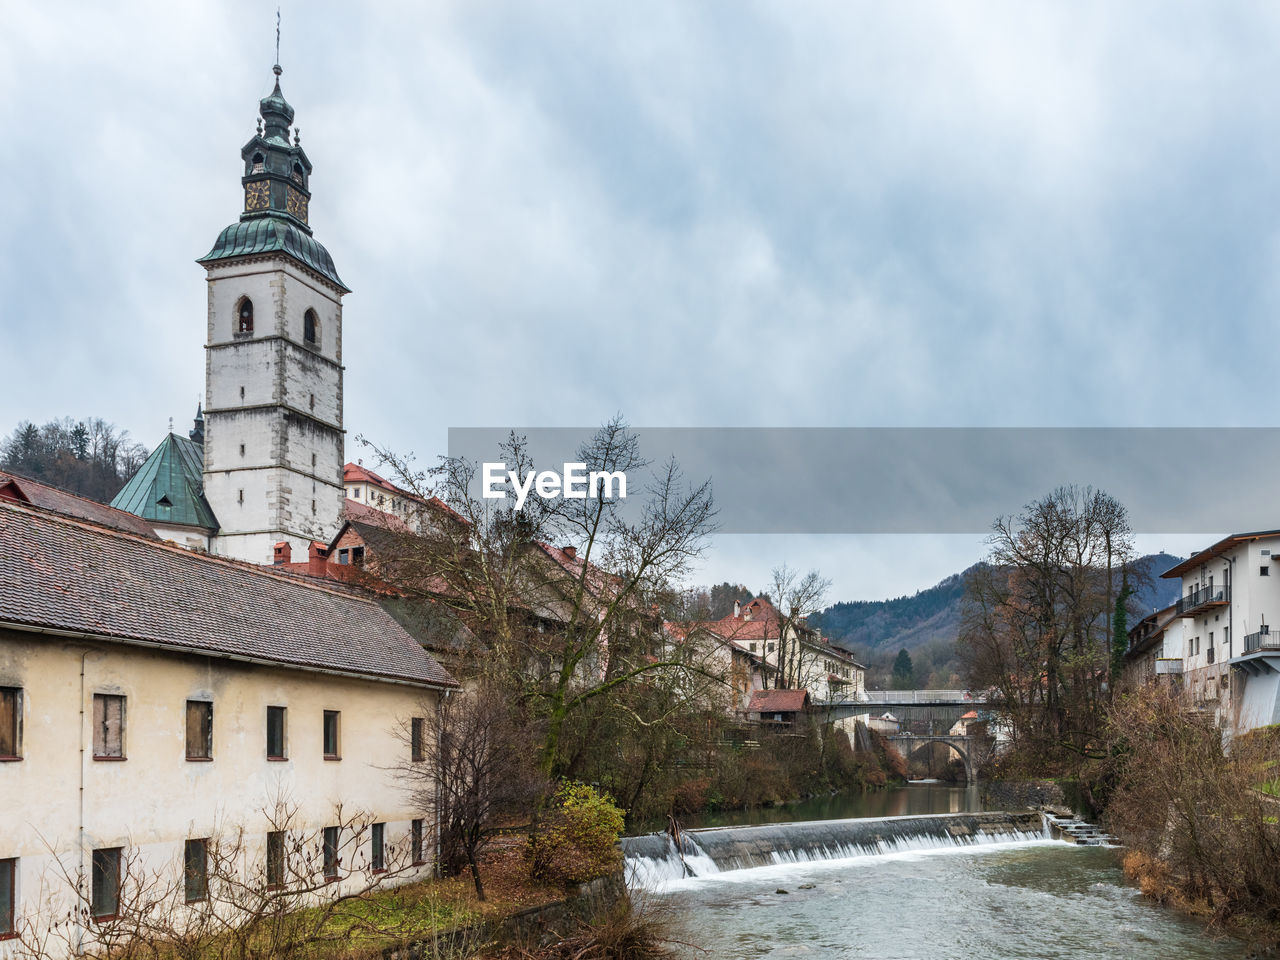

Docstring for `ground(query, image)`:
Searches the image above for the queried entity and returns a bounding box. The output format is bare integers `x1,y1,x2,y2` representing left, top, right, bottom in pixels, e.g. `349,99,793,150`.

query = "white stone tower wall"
203,257,346,564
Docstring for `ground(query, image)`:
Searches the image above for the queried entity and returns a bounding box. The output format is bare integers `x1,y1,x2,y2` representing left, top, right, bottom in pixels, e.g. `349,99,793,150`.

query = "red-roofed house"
747,688,811,726
705,598,865,705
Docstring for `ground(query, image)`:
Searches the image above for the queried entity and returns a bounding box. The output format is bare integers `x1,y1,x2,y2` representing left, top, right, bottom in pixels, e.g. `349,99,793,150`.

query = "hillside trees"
1,417,148,502
958,485,1144,767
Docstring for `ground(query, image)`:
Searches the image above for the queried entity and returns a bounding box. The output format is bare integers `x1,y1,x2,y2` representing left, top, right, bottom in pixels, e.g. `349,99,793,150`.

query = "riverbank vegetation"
1096,686,1280,946
955,484,1280,944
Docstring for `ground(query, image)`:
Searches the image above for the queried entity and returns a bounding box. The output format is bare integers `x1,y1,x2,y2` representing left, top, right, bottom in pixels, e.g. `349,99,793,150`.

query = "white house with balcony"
1160,530,1280,736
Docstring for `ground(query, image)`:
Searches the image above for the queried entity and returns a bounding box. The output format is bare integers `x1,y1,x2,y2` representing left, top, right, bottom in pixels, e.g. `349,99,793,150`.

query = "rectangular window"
266,831,285,889
411,819,425,865
267,706,286,760
337,548,349,565
323,710,340,759
91,847,121,919
322,827,339,881
186,701,213,760
351,547,365,567
184,839,208,903
0,688,20,760
371,823,385,872
411,717,425,762
0,858,14,938
1263,566,1271,577
92,694,125,759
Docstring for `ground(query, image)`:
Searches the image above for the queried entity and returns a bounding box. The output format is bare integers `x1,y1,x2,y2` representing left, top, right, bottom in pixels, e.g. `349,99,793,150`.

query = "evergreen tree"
892,648,915,689
1111,579,1132,687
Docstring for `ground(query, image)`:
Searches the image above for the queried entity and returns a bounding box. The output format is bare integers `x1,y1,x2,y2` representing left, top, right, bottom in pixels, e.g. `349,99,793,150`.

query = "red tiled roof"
343,462,404,493
747,689,809,714
961,710,979,720
343,497,412,531
0,501,456,689
0,471,158,539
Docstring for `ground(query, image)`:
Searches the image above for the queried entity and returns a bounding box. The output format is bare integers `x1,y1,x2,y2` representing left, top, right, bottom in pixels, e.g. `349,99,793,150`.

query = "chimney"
733,599,741,618
272,541,292,565
308,541,330,576
561,545,577,560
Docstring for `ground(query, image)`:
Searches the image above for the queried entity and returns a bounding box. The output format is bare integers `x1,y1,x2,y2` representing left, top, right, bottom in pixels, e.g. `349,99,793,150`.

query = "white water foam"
624,815,1067,892
629,836,1069,893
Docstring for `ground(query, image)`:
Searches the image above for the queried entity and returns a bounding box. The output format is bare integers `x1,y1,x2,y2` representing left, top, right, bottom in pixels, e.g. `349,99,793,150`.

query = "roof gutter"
0,620,457,692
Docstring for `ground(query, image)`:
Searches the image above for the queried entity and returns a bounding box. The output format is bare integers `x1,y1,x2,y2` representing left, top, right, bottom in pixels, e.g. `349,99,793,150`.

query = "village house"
1159,531,1280,736
0,497,456,948
712,598,865,706
1121,601,1186,692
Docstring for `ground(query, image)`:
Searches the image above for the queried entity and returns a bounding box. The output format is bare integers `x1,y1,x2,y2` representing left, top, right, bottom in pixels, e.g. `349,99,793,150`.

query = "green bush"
529,781,626,885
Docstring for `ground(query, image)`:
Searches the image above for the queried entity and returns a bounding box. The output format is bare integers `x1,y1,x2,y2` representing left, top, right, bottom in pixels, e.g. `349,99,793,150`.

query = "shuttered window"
266,707,286,760
90,847,121,919
411,819,424,865
266,831,285,889
184,839,208,902
322,711,340,759
410,717,425,762
92,695,125,759
186,701,212,760
322,827,339,880
0,858,14,937
0,688,20,759
371,823,385,872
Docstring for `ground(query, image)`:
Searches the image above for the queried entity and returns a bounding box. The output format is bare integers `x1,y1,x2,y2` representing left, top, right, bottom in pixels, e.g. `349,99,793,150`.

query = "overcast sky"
2,1,1273,601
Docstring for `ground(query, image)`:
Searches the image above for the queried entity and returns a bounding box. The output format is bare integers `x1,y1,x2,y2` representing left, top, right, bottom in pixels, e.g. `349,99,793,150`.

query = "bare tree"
364,417,718,779
765,564,831,691
401,689,544,901
958,485,1137,767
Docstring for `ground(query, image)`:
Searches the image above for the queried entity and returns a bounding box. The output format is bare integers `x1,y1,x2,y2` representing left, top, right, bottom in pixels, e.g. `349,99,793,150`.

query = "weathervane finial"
274,7,282,76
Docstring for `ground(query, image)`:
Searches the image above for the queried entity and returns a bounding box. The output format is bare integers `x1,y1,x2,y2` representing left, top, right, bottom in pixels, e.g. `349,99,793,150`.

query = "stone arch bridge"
884,734,984,782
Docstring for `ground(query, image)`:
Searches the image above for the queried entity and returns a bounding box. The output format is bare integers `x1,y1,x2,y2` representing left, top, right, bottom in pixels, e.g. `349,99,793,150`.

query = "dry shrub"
668,777,711,815
494,893,676,960
1105,685,1280,939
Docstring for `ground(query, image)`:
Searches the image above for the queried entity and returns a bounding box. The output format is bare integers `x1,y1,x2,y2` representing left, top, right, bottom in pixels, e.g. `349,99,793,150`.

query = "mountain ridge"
812,552,1186,655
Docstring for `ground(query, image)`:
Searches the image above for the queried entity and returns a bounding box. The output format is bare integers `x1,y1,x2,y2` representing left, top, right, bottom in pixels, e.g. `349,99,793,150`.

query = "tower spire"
275,7,281,74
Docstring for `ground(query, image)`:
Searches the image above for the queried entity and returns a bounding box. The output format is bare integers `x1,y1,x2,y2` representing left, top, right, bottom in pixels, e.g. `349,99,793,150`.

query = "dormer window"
304,309,318,346
237,298,254,335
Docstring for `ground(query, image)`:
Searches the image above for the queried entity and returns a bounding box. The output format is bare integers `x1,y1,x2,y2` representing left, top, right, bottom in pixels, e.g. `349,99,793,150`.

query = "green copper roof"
198,215,348,291
110,433,219,531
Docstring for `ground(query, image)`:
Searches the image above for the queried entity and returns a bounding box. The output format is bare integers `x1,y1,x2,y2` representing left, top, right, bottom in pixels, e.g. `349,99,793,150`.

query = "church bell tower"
197,65,348,564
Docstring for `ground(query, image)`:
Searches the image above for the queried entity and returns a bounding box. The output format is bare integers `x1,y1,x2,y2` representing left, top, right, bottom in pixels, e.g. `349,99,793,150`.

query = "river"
627,784,1245,959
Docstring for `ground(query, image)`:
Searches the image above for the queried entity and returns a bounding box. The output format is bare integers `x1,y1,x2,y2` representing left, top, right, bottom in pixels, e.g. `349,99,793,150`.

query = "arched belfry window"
251,153,265,174
292,162,305,184
237,298,254,335
304,308,318,346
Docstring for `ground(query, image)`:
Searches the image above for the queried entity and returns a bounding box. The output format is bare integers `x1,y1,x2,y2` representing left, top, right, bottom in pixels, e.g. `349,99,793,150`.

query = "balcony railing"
1175,584,1230,617
1244,626,1280,654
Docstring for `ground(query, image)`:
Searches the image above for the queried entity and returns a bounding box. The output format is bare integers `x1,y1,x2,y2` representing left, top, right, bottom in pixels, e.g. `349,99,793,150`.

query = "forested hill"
813,552,1186,653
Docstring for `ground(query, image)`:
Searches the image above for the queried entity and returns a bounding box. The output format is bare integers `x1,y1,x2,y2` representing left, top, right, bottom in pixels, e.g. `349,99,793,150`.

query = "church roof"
110,433,219,531
199,215,348,292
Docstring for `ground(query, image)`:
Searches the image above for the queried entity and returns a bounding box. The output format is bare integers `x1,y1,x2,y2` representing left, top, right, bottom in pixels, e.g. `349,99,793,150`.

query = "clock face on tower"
286,186,309,224
244,181,269,212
